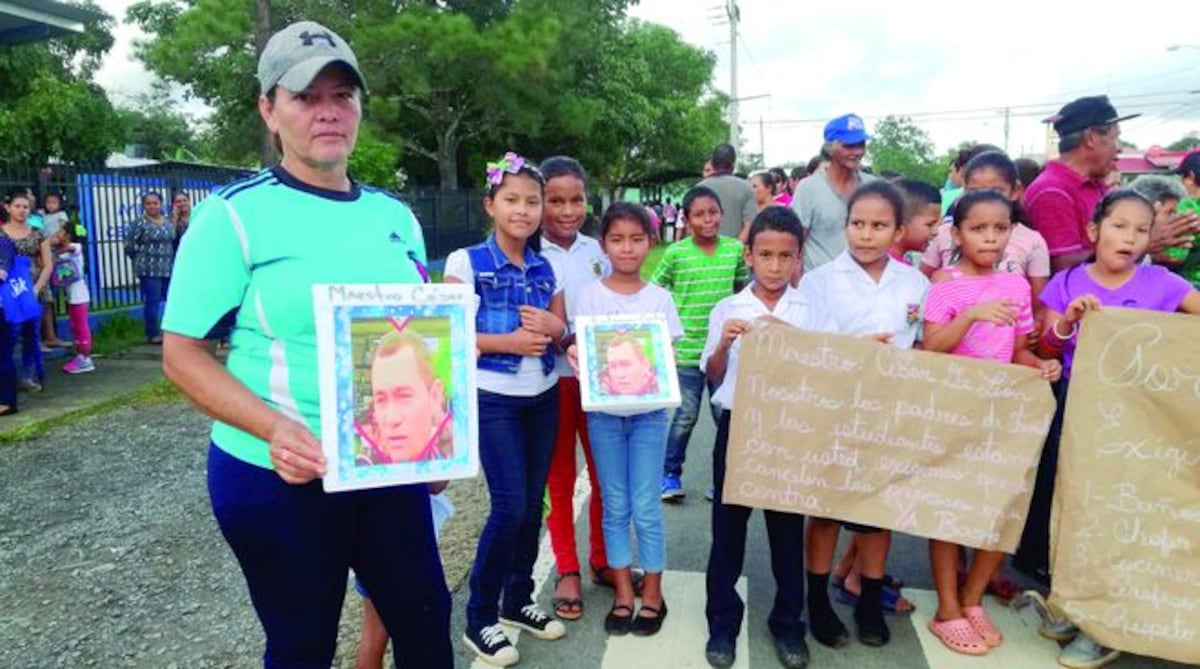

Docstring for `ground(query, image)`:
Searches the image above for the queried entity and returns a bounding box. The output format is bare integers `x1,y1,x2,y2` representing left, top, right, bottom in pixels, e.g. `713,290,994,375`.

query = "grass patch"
91,313,147,355
0,378,183,444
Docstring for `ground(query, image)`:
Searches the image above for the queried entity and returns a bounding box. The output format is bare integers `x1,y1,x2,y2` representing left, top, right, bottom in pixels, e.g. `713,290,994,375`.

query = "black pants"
1015,378,1071,585
705,410,807,643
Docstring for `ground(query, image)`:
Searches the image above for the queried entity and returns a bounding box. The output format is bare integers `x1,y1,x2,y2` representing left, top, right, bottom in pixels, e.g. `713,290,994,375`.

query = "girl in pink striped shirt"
920,189,1061,657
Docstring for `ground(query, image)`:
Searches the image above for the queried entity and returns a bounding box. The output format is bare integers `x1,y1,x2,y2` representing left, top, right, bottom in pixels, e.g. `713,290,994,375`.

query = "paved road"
449,411,1190,669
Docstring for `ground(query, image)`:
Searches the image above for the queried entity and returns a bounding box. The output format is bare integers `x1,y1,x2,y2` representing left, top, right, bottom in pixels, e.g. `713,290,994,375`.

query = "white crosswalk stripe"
601,571,749,669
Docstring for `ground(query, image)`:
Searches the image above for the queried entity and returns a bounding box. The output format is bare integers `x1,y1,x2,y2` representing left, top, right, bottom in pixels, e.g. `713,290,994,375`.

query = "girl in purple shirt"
1029,189,1199,669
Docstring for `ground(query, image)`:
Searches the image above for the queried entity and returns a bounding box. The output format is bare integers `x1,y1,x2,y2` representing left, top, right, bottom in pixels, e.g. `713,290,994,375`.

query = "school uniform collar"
484,233,546,270
733,282,809,313
541,232,598,255
831,249,903,286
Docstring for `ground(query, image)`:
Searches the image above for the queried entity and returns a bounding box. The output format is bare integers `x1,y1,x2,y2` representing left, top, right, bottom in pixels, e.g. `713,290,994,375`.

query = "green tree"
115,94,198,160
354,4,563,188
869,116,947,185
1168,132,1200,152
0,2,121,164
528,19,726,194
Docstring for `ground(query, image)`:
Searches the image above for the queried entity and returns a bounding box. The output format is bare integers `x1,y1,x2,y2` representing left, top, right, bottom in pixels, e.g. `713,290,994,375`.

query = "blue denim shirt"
467,235,557,375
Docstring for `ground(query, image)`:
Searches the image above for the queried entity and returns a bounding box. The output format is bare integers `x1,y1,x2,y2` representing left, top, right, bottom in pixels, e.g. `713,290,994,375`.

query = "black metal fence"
1,163,493,315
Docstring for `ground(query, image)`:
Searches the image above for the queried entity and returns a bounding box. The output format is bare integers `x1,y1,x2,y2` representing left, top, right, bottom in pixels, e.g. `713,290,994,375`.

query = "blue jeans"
207,444,451,668
663,366,716,477
140,276,169,340
466,387,559,630
587,410,669,573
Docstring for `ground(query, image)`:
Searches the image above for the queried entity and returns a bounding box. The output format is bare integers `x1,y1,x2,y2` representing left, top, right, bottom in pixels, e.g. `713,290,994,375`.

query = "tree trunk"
254,0,275,167
437,131,459,190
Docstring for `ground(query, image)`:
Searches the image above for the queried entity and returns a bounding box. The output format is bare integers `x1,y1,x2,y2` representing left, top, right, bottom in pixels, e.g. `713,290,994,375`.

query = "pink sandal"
963,606,1003,647
928,618,989,656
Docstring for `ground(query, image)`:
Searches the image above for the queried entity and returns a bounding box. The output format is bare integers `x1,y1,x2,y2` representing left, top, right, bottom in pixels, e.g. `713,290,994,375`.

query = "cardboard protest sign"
314,283,478,492
724,322,1055,552
1049,308,1200,665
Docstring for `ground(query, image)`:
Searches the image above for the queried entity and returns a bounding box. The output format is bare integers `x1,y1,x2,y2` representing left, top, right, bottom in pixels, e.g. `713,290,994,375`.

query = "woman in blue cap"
161,20,451,668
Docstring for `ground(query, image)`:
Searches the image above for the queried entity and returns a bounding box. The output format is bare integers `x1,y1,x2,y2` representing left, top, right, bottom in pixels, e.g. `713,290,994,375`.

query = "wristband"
1051,320,1079,342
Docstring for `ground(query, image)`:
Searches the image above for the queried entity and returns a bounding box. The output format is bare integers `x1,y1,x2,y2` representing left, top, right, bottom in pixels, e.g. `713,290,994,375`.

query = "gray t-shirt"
791,169,876,272
697,174,756,238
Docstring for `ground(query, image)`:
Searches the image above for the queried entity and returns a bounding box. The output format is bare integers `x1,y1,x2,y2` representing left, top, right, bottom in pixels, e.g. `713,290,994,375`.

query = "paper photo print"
314,284,478,492
576,313,681,413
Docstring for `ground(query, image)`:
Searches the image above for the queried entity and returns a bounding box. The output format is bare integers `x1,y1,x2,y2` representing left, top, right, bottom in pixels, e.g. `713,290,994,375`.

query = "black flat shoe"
604,604,634,636
631,601,667,636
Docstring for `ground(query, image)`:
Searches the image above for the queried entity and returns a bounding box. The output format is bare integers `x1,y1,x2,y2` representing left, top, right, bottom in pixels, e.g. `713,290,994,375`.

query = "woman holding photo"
160,21,451,668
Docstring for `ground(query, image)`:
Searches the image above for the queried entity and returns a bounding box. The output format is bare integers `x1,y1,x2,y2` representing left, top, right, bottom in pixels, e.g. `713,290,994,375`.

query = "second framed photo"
575,313,681,414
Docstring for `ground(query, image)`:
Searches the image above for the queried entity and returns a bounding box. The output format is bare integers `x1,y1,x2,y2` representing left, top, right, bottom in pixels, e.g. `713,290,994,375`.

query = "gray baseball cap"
257,21,367,94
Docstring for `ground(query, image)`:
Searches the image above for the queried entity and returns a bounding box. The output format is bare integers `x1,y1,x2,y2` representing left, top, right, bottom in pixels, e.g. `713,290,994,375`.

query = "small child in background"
892,178,942,265
922,151,1051,303
651,186,749,500
41,191,68,238
50,223,94,374
921,190,1060,657
1167,151,1200,286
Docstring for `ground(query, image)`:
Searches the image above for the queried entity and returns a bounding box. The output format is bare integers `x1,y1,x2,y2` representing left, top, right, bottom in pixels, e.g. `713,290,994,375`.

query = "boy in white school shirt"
796,180,929,650
702,207,837,669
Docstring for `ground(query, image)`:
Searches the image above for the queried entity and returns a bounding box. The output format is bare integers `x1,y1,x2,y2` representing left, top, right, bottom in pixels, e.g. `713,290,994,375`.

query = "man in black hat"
1024,95,1136,273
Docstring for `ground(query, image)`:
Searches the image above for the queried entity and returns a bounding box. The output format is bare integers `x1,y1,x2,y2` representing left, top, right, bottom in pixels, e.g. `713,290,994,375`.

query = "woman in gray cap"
160,20,451,668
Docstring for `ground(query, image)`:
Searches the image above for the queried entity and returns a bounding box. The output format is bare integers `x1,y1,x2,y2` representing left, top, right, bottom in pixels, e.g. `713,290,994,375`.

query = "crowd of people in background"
0,185,193,416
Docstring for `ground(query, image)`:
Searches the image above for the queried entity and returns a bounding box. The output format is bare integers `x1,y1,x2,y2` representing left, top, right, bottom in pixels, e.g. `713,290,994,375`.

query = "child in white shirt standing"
702,206,837,669
50,223,94,374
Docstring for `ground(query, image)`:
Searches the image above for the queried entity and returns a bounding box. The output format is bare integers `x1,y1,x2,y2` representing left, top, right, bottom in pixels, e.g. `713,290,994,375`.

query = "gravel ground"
0,402,488,668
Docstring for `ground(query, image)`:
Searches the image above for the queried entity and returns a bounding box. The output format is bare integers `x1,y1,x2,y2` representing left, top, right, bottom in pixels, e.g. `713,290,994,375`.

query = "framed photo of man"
575,313,681,413
314,283,478,492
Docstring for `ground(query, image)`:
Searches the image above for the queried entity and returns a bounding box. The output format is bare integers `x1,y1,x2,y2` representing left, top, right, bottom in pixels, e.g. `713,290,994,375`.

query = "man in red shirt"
1024,95,1136,273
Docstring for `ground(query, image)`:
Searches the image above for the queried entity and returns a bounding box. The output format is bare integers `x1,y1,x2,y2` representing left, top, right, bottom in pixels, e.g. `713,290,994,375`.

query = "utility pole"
1002,107,1011,155
726,0,740,151
759,116,766,165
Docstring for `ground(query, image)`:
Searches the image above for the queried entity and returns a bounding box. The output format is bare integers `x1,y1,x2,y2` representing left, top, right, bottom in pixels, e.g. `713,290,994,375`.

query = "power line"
756,93,1200,127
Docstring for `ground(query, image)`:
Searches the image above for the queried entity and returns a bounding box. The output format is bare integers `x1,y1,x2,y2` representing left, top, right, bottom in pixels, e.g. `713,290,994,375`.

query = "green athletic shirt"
162,166,428,469
651,236,748,367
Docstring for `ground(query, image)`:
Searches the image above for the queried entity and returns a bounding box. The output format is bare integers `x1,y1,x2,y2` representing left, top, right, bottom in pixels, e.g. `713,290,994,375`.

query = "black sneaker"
499,603,566,640
463,624,519,667
705,636,736,668
774,636,811,669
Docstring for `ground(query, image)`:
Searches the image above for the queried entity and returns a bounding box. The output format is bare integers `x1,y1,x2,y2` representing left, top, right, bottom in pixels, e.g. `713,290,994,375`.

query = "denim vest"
467,235,557,375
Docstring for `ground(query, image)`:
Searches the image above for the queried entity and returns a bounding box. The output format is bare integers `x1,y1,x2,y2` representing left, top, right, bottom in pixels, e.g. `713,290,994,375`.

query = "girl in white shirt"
569,202,682,637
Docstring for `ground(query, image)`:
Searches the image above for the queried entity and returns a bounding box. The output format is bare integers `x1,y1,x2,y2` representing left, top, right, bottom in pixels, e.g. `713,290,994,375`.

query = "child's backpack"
52,251,82,288
2,255,42,324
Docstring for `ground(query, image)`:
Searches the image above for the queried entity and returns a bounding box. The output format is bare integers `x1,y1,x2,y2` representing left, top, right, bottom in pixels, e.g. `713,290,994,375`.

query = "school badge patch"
590,259,604,278
906,303,921,325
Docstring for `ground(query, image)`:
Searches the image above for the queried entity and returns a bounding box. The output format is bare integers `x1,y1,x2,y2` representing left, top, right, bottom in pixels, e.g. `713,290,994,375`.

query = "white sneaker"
1058,634,1120,669
500,603,567,640
463,624,519,667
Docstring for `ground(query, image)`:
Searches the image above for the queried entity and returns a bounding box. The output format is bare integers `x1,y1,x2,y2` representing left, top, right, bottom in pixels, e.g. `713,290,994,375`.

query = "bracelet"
1051,320,1080,342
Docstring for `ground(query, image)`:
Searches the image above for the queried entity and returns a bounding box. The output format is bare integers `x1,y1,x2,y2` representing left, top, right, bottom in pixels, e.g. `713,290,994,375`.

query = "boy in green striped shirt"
652,185,749,500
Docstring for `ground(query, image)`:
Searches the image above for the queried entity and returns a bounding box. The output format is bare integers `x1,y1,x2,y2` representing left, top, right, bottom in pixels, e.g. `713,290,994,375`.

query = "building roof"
1115,148,1191,174
0,0,105,46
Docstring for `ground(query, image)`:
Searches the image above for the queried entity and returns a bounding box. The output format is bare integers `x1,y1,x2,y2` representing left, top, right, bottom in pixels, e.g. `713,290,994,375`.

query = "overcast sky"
96,0,1200,166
